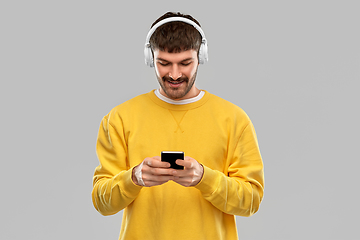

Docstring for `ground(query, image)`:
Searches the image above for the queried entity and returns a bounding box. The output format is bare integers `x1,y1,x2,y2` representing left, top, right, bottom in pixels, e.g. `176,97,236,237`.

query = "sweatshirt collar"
148,89,210,110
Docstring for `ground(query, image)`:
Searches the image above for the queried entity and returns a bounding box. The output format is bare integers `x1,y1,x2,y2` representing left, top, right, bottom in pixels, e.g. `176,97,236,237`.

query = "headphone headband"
144,16,209,67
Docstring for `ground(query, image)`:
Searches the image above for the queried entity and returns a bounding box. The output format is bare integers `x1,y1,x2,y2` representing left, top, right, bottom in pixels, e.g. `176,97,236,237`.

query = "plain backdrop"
1,0,359,239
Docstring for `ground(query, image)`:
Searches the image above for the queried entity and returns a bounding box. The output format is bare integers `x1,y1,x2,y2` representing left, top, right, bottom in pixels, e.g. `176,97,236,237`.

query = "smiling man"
92,12,265,240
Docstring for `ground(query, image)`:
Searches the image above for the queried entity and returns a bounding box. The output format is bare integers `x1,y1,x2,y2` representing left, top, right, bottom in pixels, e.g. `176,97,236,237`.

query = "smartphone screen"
161,151,184,170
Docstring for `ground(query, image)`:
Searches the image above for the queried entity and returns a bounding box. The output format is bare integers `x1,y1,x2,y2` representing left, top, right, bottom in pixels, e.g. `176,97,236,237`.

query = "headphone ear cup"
144,45,154,67
198,45,204,65
198,42,208,65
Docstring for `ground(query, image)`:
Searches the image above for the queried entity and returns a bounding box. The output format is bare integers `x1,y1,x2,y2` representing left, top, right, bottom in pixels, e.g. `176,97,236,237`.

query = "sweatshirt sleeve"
195,121,264,217
92,115,142,216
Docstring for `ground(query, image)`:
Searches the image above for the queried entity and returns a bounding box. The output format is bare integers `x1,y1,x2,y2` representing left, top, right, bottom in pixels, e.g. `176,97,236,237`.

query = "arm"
92,116,176,215
92,116,142,216
195,121,264,217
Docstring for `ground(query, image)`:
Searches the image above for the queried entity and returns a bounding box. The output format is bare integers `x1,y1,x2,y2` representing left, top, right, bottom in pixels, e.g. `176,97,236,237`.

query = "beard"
157,69,198,100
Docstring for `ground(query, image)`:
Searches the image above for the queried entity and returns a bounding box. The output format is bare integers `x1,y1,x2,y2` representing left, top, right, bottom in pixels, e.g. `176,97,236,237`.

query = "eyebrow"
156,57,194,63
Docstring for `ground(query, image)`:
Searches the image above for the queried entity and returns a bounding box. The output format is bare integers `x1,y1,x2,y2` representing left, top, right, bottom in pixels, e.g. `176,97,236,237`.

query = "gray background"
1,0,359,239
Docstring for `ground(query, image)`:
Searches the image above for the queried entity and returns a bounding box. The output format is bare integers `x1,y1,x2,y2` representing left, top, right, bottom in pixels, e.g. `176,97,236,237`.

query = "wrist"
133,162,145,186
199,163,204,180
132,166,140,186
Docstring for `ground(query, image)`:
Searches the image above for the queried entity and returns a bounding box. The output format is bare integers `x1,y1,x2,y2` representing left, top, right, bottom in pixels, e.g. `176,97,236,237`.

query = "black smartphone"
161,151,184,170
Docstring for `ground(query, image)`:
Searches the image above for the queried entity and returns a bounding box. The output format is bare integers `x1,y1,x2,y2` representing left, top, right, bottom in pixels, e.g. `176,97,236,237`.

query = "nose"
169,65,182,80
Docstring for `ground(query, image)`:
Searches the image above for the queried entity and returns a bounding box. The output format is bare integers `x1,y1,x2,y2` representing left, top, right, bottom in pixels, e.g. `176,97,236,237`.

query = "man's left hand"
172,156,204,187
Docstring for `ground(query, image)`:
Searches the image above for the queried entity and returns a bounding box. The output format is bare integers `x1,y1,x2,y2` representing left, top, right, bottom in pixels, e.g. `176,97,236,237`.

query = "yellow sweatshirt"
92,90,264,240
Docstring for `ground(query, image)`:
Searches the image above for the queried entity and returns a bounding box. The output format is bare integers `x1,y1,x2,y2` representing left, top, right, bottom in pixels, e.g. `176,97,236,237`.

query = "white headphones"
144,17,209,68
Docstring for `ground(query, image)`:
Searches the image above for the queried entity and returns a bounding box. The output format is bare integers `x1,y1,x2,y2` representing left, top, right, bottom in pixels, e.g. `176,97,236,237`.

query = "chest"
125,108,232,171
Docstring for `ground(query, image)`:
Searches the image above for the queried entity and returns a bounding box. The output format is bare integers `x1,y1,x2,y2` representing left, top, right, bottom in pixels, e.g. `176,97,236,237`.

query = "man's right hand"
132,156,175,187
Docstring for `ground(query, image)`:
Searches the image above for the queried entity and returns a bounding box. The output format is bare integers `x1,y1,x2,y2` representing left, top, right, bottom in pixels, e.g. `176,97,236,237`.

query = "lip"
167,80,184,88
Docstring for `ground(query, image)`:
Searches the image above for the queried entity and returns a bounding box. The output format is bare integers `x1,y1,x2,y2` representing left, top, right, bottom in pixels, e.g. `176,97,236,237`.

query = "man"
92,12,264,240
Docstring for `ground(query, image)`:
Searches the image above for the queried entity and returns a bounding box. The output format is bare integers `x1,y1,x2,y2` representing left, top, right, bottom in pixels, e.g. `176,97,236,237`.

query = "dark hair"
149,12,202,53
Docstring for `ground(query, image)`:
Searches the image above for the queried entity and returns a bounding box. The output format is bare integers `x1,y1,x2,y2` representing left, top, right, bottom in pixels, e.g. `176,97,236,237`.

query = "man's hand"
171,156,204,187
132,156,174,187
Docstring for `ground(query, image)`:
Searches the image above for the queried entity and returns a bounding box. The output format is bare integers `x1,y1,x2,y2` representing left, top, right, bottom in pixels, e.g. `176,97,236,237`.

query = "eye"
181,62,192,66
158,62,169,66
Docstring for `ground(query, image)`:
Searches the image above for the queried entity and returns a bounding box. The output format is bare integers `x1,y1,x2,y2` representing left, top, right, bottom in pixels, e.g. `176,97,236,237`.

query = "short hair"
149,12,202,53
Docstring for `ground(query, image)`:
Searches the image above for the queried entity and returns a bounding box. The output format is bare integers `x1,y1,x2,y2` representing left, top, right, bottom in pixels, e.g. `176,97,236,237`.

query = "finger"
172,176,194,187
142,174,174,184
145,157,171,168
176,159,194,169
172,169,191,178
147,166,175,176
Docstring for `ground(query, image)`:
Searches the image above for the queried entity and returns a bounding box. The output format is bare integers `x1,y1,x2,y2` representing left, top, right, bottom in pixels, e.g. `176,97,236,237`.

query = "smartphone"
161,151,184,170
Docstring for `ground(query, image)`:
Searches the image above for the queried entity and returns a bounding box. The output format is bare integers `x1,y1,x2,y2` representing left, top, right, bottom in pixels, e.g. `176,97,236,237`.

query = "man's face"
154,49,199,100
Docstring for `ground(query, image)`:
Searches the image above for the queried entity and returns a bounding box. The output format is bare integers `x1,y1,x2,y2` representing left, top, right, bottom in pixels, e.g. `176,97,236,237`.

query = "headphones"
144,17,209,68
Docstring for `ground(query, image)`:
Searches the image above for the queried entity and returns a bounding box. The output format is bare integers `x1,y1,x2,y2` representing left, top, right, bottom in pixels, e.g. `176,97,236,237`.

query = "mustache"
162,75,188,82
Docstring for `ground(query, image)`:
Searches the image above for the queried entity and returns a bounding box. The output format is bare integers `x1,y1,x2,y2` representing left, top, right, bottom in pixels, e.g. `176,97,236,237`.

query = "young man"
92,12,264,240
